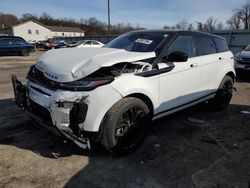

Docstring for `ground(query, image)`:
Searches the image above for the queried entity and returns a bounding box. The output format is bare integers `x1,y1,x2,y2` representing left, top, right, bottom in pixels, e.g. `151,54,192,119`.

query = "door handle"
190,63,198,68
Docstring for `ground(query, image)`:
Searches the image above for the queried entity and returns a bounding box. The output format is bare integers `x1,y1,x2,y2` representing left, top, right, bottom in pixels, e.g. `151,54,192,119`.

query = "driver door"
156,35,202,116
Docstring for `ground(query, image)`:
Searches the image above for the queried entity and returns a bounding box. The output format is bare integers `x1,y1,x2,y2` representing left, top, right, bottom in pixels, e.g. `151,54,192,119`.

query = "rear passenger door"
194,36,222,96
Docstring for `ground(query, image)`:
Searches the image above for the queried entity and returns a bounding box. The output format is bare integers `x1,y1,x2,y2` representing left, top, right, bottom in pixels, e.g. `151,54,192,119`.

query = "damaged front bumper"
12,75,90,149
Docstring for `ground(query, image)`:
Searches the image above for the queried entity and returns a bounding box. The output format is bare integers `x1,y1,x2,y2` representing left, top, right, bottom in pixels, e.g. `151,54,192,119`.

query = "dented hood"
35,47,156,82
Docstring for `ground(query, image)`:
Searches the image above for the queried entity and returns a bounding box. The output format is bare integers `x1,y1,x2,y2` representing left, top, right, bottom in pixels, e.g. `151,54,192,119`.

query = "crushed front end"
11,63,125,150
12,73,90,149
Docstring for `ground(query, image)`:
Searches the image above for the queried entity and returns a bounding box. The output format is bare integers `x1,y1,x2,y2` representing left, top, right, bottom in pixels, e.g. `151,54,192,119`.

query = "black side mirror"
166,51,188,62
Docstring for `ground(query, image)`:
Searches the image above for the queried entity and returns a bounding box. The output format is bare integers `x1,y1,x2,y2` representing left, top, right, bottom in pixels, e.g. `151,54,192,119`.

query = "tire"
100,97,151,155
209,75,233,110
21,49,29,56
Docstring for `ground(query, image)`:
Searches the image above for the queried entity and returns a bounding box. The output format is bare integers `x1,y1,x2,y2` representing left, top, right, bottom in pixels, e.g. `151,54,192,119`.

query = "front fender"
111,74,159,112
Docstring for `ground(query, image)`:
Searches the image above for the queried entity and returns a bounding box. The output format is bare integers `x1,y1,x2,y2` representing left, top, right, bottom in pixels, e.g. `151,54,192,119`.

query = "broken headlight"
59,77,114,91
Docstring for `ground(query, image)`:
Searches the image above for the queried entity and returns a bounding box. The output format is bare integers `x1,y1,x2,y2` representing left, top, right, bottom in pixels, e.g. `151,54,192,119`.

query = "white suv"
12,30,235,154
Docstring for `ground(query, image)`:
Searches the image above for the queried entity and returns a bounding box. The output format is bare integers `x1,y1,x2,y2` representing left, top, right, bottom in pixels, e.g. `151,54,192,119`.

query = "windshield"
104,32,167,52
244,45,250,51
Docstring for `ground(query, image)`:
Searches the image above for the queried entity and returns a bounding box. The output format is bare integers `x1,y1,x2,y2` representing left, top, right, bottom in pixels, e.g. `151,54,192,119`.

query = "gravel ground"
0,50,250,188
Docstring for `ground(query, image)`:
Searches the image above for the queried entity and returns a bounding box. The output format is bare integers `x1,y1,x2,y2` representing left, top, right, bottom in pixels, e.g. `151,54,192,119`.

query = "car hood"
35,47,156,82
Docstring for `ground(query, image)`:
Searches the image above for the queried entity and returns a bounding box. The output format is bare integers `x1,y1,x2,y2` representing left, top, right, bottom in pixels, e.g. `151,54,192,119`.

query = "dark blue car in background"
0,36,34,56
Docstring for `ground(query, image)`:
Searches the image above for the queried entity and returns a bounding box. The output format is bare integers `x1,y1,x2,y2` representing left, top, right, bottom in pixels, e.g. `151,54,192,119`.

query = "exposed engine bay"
28,60,156,92
85,61,154,77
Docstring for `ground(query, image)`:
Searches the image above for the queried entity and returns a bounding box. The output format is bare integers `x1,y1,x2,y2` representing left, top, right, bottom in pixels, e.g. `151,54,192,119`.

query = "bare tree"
83,17,110,35
204,17,217,31
0,13,19,28
39,12,53,25
197,21,204,31
20,13,38,21
176,19,188,30
188,23,193,31
216,22,224,31
236,0,250,29
163,25,171,29
196,17,223,31
227,12,242,30
175,23,181,30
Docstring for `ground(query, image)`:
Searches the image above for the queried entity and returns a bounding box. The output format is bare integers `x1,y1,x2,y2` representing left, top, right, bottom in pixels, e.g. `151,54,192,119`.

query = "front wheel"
209,75,233,110
100,97,151,155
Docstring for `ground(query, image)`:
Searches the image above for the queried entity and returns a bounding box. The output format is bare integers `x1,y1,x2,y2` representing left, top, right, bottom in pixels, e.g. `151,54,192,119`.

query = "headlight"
59,77,114,91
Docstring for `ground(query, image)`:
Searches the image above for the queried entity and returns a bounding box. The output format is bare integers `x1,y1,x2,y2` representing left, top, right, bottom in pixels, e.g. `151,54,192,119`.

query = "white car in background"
235,45,250,70
75,40,104,48
12,30,235,154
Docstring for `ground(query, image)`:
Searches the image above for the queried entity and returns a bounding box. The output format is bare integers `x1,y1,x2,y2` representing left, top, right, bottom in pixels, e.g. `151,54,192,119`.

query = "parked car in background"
36,40,47,48
44,39,67,50
235,45,250,70
73,40,104,48
66,41,78,48
27,40,37,51
28,40,37,45
0,36,34,56
12,30,235,154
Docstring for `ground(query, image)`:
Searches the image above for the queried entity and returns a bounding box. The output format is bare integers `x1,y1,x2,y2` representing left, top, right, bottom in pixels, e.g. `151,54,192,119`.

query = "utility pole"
107,0,111,36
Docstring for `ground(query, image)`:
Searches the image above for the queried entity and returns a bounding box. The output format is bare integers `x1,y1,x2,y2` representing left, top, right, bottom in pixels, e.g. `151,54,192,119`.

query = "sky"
0,0,246,28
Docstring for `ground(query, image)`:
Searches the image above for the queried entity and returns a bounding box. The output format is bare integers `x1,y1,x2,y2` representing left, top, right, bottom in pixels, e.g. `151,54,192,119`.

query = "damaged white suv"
12,30,235,154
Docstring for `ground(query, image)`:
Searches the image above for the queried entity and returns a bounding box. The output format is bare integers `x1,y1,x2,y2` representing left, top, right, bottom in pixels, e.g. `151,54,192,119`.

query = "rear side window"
13,39,26,45
213,38,229,53
195,36,217,56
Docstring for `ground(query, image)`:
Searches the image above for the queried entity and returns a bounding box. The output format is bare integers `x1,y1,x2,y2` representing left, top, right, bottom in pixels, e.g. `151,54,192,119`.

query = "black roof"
127,29,225,40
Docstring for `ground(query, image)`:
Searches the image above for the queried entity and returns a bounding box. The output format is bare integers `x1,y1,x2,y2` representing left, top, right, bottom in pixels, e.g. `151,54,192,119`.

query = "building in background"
47,26,85,38
0,20,84,41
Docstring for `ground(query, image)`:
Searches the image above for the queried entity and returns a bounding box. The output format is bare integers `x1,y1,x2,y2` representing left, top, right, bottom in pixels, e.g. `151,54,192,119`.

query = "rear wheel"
20,49,29,56
100,97,151,155
209,75,233,110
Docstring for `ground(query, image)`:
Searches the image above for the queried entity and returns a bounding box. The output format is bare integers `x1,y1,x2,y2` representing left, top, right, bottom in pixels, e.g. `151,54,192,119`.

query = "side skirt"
153,92,216,121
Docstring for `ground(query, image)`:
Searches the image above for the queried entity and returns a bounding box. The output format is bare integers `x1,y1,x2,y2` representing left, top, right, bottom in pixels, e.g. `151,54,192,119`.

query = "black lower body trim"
154,92,216,117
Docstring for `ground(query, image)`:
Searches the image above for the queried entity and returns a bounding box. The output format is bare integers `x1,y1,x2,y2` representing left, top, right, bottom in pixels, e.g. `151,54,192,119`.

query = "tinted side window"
13,39,26,45
213,38,229,53
195,37,217,56
92,41,99,45
165,36,195,58
85,41,92,45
